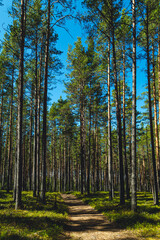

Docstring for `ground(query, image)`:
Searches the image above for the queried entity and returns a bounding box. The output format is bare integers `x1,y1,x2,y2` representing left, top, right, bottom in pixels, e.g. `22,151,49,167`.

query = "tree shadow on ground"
77,192,160,229
0,191,68,240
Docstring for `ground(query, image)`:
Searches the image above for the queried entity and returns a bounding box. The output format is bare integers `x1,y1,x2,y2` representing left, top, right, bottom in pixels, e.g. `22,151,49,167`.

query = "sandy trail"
61,193,140,240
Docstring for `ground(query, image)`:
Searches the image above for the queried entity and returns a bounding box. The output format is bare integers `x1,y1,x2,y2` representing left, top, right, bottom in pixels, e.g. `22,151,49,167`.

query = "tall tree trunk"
108,39,113,200
146,4,158,205
111,0,124,204
59,136,62,192
131,0,137,212
158,25,160,187
122,43,130,199
15,0,25,210
23,134,27,190
2,124,9,189
7,67,14,192
62,137,66,192
152,42,159,190
37,37,43,197
95,107,99,192
33,32,38,197
80,93,85,194
53,129,57,192
87,80,92,194
29,89,33,191
41,0,50,203
92,130,96,192
0,83,4,183
68,138,71,191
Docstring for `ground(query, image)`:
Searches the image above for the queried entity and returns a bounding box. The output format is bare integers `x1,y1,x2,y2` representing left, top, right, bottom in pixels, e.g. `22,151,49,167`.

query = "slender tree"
131,0,137,212
41,0,50,203
15,0,25,210
146,1,158,205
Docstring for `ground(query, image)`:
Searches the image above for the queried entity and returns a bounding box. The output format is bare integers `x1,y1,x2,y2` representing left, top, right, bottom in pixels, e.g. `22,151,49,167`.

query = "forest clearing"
1,0,160,239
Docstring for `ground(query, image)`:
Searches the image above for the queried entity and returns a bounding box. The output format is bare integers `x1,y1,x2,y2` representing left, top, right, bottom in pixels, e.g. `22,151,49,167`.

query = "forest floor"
61,193,140,240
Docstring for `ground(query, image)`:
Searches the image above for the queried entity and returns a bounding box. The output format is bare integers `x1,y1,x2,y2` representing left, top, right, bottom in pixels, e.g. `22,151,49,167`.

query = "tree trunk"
108,39,113,200
87,80,92,194
29,89,33,191
59,136,62,192
158,25,160,187
92,130,96,192
0,83,4,183
15,0,25,210
152,42,159,191
111,0,125,204
53,129,57,192
146,4,158,205
122,43,130,199
41,0,50,203
131,0,137,212
37,36,43,196
33,32,38,197
80,93,85,194
7,67,14,192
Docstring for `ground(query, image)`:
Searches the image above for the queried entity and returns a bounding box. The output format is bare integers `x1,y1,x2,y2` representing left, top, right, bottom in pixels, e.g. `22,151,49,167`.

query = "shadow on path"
61,194,139,240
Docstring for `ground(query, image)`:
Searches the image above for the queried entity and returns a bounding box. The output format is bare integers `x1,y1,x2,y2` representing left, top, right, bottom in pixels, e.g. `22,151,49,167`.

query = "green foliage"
73,191,160,240
0,191,68,240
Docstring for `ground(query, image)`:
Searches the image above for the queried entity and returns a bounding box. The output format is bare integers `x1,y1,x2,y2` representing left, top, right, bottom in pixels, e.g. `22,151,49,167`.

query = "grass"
0,191,68,240
73,191,160,240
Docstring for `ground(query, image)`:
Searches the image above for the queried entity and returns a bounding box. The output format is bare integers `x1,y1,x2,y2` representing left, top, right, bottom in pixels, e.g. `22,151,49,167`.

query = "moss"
0,191,68,240
73,191,160,240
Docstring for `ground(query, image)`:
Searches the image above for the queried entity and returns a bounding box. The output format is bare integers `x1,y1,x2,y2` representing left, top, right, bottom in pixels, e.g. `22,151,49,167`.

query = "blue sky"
0,0,146,112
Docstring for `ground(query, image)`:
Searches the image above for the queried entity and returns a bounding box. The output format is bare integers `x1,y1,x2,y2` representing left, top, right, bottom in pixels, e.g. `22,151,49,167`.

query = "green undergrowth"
73,191,160,240
0,191,68,240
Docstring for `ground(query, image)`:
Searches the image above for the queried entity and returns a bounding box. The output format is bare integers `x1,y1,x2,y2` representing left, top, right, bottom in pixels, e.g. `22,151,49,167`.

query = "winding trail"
61,193,140,240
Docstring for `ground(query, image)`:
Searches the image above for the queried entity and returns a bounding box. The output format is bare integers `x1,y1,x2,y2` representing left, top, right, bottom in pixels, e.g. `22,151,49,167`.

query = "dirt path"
61,193,140,240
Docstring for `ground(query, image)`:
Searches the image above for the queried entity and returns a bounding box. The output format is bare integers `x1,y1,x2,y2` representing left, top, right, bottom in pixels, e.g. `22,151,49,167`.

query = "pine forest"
0,0,160,239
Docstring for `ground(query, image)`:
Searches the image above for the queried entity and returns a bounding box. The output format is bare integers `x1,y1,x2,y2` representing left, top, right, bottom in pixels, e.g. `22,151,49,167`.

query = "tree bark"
0,83,4,183
122,42,130,199
111,0,125,204
152,42,159,191
87,80,92,194
37,36,43,196
146,4,158,205
41,0,50,203
7,67,14,192
15,0,25,210
80,95,85,194
108,39,113,200
158,25,160,187
33,32,38,197
131,0,137,212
